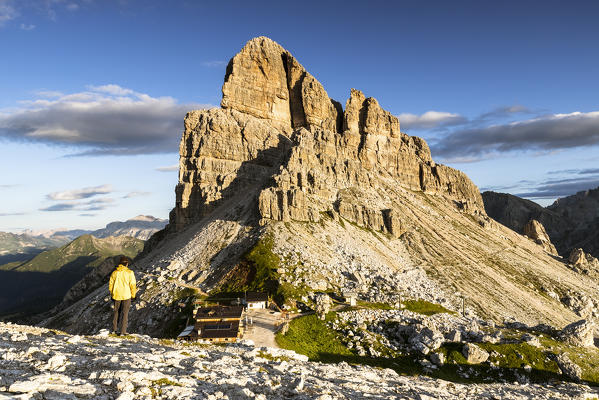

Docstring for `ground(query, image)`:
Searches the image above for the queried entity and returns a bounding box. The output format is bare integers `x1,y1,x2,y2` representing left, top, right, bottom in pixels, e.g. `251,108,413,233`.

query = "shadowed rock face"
173,36,484,233
482,189,599,258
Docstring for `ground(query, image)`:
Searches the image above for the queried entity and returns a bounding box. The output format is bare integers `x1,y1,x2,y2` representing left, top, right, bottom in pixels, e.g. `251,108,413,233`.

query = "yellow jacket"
109,264,137,300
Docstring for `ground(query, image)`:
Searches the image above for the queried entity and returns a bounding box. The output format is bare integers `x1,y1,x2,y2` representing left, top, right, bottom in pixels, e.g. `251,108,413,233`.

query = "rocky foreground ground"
1,322,598,399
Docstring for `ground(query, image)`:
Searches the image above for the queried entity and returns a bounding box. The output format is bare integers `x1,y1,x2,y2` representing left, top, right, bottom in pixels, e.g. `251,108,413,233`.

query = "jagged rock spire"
221,36,342,133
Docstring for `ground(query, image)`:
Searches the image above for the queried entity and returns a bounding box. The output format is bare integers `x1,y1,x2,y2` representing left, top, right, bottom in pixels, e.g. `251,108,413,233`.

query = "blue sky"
1,0,598,232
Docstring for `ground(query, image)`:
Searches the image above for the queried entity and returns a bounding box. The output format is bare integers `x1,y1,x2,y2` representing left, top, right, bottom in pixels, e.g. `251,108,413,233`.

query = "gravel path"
243,309,283,348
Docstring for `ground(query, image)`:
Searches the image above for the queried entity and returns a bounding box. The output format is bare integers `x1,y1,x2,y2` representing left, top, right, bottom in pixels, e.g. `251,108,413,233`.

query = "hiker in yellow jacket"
109,256,137,335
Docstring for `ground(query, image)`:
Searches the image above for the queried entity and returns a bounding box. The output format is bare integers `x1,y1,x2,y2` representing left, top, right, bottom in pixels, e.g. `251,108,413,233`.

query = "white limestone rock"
462,343,489,364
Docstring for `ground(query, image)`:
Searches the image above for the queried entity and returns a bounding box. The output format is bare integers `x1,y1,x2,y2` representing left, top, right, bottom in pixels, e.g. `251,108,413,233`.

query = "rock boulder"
559,319,596,347
462,343,489,364
524,219,558,255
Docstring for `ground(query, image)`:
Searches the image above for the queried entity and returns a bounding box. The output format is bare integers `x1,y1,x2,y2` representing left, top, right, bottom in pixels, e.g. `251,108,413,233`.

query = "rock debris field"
1,322,598,399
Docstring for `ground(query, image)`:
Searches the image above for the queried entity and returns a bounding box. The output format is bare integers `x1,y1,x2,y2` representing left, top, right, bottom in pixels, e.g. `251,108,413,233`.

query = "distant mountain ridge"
90,215,167,240
482,187,599,258
0,232,68,264
22,215,168,241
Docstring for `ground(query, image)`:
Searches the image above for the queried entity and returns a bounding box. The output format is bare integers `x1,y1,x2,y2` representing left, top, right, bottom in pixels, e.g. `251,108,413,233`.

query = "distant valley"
1,215,166,263
0,234,144,320
0,215,166,320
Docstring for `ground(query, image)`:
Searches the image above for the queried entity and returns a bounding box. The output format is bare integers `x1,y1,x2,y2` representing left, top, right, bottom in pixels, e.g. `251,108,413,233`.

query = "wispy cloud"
478,105,532,121
19,23,35,30
515,176,599,200
40,197,114,212
399,111,466,131
40,203,77,212
201,60,227,68
123,191,150,199
0,184,19,189
156,164,178,172
548,168,599,176
433,111,599,160
0,84,211,155
47,184,112,200
0,212,26,216
0,0,18,26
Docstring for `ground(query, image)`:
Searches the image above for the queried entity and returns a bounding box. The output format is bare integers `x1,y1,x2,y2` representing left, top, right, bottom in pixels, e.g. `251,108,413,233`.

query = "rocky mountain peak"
221,36,342,134
173,37,484,231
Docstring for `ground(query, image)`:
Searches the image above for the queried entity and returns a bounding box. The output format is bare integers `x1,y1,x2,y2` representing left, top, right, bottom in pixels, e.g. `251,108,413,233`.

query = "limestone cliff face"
172,37,483,234
221,36,342,134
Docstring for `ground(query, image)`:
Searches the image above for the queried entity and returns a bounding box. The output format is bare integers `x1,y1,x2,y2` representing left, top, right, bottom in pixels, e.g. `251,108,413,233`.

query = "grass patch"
480,342,556,372
355,300,394,310
402,299,455,316
218,235,280,294
152,378,181,387
169,287,198,305
539,336,599,384
275,312,353,362
256,350,291,362
276,312,423,374
108,333,136,340
215,234,308,306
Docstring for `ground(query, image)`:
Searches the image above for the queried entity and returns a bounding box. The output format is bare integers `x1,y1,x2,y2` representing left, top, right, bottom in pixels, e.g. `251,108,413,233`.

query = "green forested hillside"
0,234,144,318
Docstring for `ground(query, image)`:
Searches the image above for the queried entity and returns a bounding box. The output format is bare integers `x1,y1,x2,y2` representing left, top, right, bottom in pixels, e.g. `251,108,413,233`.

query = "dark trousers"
112,298,131,334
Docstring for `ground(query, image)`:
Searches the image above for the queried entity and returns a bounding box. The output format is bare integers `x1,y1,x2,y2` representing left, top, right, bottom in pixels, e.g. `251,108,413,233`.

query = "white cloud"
47,184,112,200
40,197,114,212
19,23,35,30
86,84,134,96
156,164,178,172
123,191,151,199
398,111,466,130
0,84,211,155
